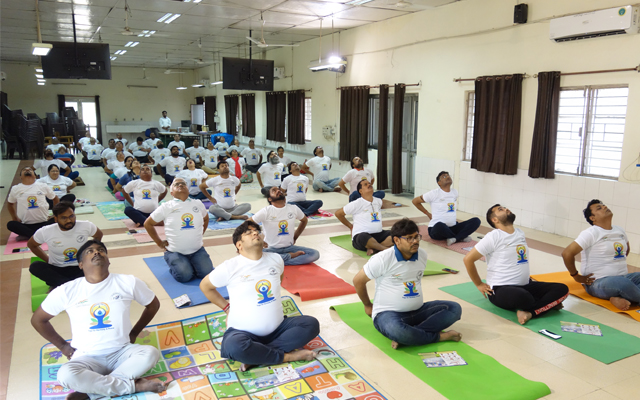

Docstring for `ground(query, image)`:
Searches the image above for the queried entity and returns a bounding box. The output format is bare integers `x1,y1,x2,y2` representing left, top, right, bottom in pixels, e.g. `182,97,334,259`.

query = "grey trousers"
208,203,251,221
56,344,160,400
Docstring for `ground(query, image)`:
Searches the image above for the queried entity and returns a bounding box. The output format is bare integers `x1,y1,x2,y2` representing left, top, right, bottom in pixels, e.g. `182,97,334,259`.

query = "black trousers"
489,280,569,317
7,219,55,238
428,217,481,242
47,194,76,208
82,157,103,167
30,261,85,288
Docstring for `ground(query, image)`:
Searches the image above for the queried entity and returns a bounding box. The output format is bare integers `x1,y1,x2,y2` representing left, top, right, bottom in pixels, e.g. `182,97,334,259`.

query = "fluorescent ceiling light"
157,13,172,23
194,0,202,2
165,14,181,23
38,82,45,86
183,0,192,2
37,79,46,82
192,84,205,88
211,81,223,85
32,42,53,56
35,68,43,73
131,42,139,47
35,74,44,79
308,57,347,72
115,50,127,55
346,0,374,4
110,56,117,60
96,27,101,32
125,41,134,47
176,86,188,90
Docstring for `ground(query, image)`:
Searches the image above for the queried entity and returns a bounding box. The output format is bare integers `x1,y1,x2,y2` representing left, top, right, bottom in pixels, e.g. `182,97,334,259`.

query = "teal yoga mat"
440,281,640,364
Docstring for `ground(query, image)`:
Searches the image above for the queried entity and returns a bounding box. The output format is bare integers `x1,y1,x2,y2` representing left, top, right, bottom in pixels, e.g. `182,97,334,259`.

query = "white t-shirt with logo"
364,247,427,320
145,138,161,150
206,176,240,209
47,144,66,153
422,188,458,228
78,137,98,148
41,274,155,357
100,148,116,161
149,148,170,164
252,204,305,249
214,142,229,156
150,198,206,254
258,163,284,187
159,156,186,177
227,157,246,176
8,183,56,224
33,221,98,267
107,151,133,162
227,145,244,157
123,179,167,214
474,228,531,288
306,156,332,181
83,144,104,160
115,138,128,147
281,175,308,203
128,142,150,157
208,253,284,337
167,141,186,155
343,197,383,238
241,148,262,166
279,155,291,174
185,147,205,163
575,225,628,280
34,159,68,177
176,169,209,196
342,168,375,194
37,175,74,198
202,149,219,168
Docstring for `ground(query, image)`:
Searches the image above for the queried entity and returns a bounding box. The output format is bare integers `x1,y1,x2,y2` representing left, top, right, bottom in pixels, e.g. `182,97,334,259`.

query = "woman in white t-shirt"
38,164,77,207
226,149,246,178
201,142,219,175
175,159,209,200
226,138,244,158
34,149,79,180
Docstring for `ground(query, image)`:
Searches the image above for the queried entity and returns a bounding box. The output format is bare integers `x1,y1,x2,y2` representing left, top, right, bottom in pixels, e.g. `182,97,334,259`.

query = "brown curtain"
195,96,204,104
287,90,305,145
241,93,256,138
94,95,102,143
391,84,405,194
339,86,370,163
377,85,389,191
529,71,561,179
471,74,523,175
204,96,216,128
266,91,286,142
224,95,239,135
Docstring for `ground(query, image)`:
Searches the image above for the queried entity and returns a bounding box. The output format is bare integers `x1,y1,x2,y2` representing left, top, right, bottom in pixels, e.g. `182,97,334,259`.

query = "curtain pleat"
377,85,389,191
224,95,239,135
391,84,405,194
339,86,370,163
287,90,306,145
241,93,256,138
266,91,286,142
204,96,216,128
528,71,561,179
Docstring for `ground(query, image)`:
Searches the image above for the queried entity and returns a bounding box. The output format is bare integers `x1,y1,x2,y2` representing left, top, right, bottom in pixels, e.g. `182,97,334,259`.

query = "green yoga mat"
329,234,458,275
331,302,550,400
30,257,48,312
440,281,640,364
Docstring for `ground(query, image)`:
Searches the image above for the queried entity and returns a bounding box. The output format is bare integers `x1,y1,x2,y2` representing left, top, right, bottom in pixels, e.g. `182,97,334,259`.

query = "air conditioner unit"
274,67,285,80
550,6,639,42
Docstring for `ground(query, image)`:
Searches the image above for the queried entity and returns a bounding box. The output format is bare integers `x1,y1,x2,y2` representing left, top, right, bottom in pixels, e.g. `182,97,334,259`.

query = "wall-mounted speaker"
514,4,528,24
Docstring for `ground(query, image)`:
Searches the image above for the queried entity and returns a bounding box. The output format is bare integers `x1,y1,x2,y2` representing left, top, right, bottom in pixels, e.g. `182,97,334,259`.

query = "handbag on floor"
240,170,253,183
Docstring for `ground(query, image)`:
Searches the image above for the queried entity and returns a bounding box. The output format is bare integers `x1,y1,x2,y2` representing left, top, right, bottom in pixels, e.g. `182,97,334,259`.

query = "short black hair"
115,141,123,146
356,179,368,194
288,161,298,171
436,171,449,184
137,136,143,142
313,146,321,156
124,156,134,164
229,149,239,157
584,199,602,226
266,151,276,160
486,203,501,229
170,145,179,150
277,146,284,152
77,240,108,262
108,138,115,143
232,221,261,252
350,156,360,169
217,160,228,169
52,201,75,217
390,218,419,242
47,164,61,173
162,110,167,113
249,139,255,143
44,149,54,158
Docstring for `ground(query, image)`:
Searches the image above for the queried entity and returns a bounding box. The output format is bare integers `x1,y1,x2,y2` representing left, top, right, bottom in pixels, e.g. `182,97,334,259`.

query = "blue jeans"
349,190,385,202
163,246,213,283
428,218,481,242
66,170,80,180
124,207,150,226
373,301,462,345
221,316,319,366
189,192,208,200
585,272,640,303
312,177,340,192
289,200,323,216
264,245,320,266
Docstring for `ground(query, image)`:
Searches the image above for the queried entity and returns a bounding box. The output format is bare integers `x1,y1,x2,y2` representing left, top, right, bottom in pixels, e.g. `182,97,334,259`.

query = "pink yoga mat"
418,225,485,261
123,219,166,244
282,263,356,301
4,233,48,255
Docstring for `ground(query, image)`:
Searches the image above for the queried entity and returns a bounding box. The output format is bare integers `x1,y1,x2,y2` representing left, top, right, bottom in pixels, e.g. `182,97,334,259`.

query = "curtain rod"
453,74,529,82
532,66,640,78
335,82,421,90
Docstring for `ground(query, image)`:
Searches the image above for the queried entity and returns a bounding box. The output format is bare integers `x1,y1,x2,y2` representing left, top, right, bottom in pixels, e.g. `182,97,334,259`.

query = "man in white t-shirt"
110,141,133,162
200,160,251,221
336,180,392,256
562,200,639,311
34,149,77,180
354,219,462,348
7,167,58,238
241,139,263,173
201,142,219,175
114,133,128,148
123,165,167,227
46,137,66,154
81,138,104,167
128,136,151,163
77,132,98,152
145,178,213,283
257,151,284,197
281,161,322,217
303,146,340,192
158,145,186,185
167,134,186,157
28,202,103,288
200,221,319,370
100,139,117,167
149,142,171,173
413,171,481,246
31,240,166,399
185,139,205,165
144,131,160,150
251,186,319,266
214,136,229,158
339,156,386,202
276,146,291,178
159,110,171,131
464,204,569,324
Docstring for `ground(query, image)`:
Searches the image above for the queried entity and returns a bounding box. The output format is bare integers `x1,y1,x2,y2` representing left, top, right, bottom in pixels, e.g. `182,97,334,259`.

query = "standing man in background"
159,111,171,132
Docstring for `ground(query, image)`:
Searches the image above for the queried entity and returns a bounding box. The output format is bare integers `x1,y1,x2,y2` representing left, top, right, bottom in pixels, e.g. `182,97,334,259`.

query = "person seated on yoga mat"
200,221,320,371
110,141,133,162
46,137,66,154
168,134,186,157
28,202,103,289
227,149,246,178
353,218,463,348
175,159,209,200
214,136,229,159
201,142,220,175
464,204,569,325
412,171,481,246
122,165,167,227
185,139,205,166
339,156,385,202
276,146,291,179
250,186,320,266
100,139,117,167
144,131,160,150
149,142,171,175
34,149,79,181
302,146,341,193
7,166,58,238
106,154,133,192
158,145,186,185
227,138,245,159
81,138,104,167
257,151,284,197
145,178,213,283
200,160,251,222
241,139,262,174
32,240,166,400
128,136,151,164
77,131,98,153
562,200,640,311
280,161,323,217
114,132,129,147
54,145,76,167
336,180,393,256
38,164,77,208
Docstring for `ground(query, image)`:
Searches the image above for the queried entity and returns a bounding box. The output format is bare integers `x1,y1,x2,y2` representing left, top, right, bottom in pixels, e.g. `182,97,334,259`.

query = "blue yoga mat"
207,212,253,231
143,256,228,307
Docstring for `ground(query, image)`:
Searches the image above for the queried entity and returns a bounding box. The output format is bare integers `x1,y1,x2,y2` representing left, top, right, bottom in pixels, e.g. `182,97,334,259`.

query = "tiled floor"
2,160,640,400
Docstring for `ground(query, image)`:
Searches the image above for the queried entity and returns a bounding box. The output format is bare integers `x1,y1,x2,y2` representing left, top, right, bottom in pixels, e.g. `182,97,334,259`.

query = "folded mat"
207,212,253,231
123,219,166,244
143,256,228,307
532,271,640,322
329,234,458,275
96,201,128,220
418,225,485,261
39,297,385,400
440,281,640,364
4,233,48,255
282,263,356,301
331,301,550,400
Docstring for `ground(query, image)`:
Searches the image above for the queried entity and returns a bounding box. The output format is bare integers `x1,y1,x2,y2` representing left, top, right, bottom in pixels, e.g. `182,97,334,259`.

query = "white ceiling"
1,0,459,69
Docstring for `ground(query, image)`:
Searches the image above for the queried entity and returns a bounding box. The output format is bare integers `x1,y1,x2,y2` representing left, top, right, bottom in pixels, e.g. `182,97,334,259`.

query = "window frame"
304,97,312,142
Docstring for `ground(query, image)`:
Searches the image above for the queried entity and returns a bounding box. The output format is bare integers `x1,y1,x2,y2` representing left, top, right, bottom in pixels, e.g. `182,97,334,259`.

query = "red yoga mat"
282,263,356,301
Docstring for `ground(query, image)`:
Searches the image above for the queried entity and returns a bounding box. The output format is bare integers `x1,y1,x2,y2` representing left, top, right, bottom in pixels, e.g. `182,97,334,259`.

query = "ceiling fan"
245,13,299,48
192,38,205,64
139,68,152,80
120,0,166,37
164,53,185,74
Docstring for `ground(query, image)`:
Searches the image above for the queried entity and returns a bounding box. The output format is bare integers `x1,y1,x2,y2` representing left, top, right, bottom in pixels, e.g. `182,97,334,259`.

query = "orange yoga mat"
531,271,640,322
282,263,356,301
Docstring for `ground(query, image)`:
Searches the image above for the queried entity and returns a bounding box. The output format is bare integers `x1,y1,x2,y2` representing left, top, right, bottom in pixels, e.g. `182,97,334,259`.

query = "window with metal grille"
462,91,475,161
305,98,312,141
555,86,628,178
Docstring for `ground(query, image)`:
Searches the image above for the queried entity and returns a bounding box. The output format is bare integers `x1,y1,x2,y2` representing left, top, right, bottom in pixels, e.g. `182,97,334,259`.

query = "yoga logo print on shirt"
274,172,280,180
27,196,39,209
161,154,166,160
296,183,304,193
322,164,328,171
223,188,232,197
63,248,78,263
91,150,97,155
181,213,195,229
190,178,198,187
613,242,626,259
90,302,112,329
447,203,455,212
210,156,215,162
371,212,380,222
256,279,275,304
277,220,289,235
142,189,152,199
516,245,529,264
173,164,180,172
53,185,61,191
403,281,420,297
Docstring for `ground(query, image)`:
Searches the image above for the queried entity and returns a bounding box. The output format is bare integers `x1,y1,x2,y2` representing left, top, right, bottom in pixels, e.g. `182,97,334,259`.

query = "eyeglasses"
173,181,187,187
400,235,422,243
242,229,262,237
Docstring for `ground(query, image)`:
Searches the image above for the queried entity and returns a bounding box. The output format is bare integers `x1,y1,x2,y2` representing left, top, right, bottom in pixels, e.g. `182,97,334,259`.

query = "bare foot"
230,215,249,220
134,378,168,393
283,349,317,363
551,303,564,311
610,297,631,311
66,392,89,400
366,248,375,256
240,363,254,372
391,340,399,349
517,310,533,325
439,330,462,342
318,188,324,193
217,217,225,222
289,250,305,259
333,187,342,192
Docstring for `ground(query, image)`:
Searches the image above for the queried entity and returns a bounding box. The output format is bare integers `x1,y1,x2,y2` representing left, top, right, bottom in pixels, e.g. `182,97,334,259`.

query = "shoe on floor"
446,238,457,246
461,236,473,242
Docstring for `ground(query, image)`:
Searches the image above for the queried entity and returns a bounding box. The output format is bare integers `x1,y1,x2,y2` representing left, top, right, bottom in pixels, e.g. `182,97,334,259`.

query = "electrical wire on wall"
621,155,640,182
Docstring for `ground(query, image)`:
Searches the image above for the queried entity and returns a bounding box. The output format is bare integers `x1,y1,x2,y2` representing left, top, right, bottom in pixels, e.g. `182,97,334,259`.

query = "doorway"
65,98,97,139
